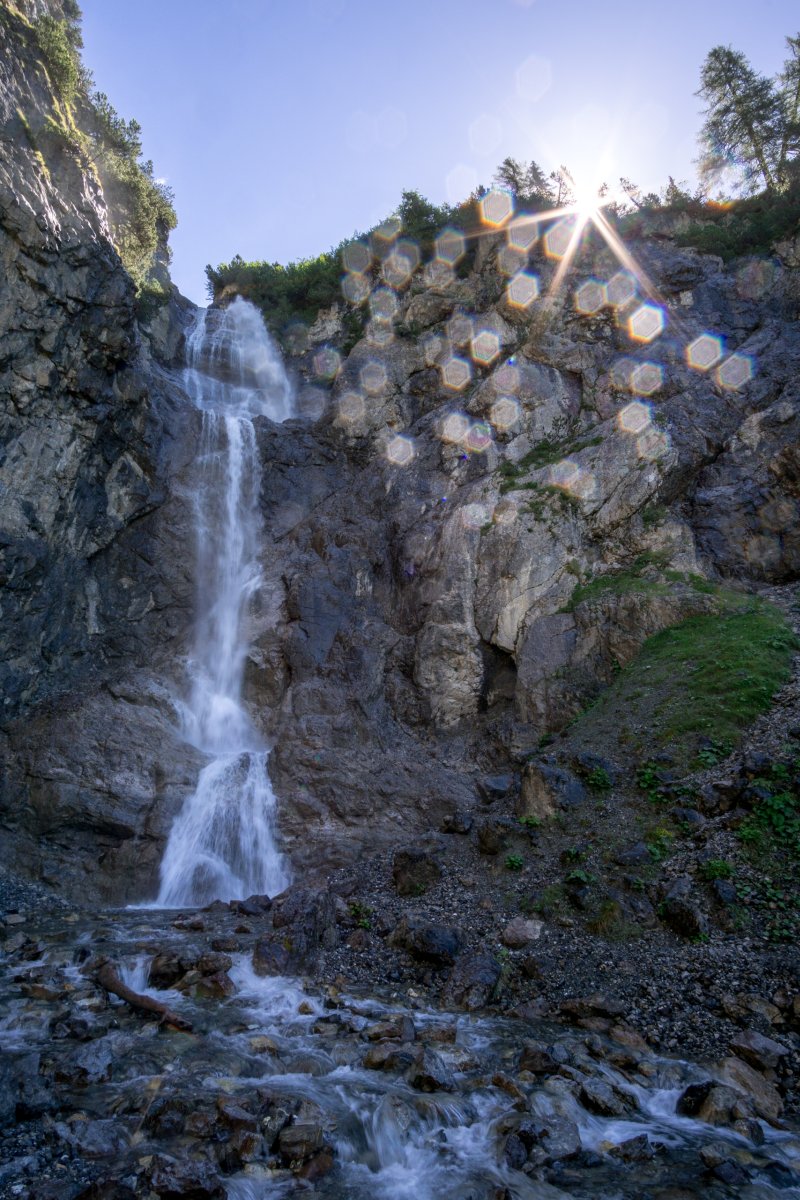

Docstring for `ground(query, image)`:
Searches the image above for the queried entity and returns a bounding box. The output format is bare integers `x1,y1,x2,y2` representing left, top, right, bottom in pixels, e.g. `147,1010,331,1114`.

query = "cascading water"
156,296,293,907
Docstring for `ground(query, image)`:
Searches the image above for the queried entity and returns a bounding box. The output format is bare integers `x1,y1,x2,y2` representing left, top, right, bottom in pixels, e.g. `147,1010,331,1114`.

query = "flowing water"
1,907,799,1199
157,297,293,907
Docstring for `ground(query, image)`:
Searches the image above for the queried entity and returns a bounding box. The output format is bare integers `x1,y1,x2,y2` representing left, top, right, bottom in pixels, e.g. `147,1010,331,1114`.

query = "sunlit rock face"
255,208,800,873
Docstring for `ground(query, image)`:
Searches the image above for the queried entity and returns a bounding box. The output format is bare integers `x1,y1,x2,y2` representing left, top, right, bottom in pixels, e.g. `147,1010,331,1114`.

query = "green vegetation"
518,815,541,829
676,187,800,261
33,11,83,107
699,858,734,881
586,766,612,791
740,761,800,853
206,188,478,339
697,36,799,194
497,436,603,495
23,4,176,293
561,552,673,612
348,900,373,930
504,854,524,871
634,603,796,751
568,592,797,773
645,827,675,863
564,867,596,885
528,884,563,916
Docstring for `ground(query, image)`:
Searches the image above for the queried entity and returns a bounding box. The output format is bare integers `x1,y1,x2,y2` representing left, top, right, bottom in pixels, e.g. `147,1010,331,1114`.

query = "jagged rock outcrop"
251,220,800,869
0,1,200,898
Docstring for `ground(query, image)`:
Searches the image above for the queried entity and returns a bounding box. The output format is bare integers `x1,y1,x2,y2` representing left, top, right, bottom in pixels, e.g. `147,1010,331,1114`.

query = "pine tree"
697,37,800,193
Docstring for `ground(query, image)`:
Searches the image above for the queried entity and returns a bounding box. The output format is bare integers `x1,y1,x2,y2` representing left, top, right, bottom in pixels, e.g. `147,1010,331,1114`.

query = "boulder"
729,1029,789,1073
391,846,442,896
500,917,544,948
444,952,502,1011
579,1078,627,1116
406,1048,456,1093
389,916,461,965
716,1056,784,1123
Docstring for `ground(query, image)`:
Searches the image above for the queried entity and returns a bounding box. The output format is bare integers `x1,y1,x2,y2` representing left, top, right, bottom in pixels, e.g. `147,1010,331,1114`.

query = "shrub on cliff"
29,5,177,294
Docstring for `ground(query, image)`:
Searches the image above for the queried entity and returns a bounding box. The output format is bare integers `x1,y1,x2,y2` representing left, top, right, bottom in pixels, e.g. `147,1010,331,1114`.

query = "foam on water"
157,298,293,907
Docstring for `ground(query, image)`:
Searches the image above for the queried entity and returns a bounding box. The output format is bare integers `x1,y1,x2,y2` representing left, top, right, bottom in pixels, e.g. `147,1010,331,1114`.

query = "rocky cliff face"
253,223,800,874
0,0,201,896
1,1,799,903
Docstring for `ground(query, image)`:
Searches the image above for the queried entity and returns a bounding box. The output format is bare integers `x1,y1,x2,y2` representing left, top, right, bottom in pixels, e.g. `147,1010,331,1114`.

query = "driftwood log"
93,960,193,1032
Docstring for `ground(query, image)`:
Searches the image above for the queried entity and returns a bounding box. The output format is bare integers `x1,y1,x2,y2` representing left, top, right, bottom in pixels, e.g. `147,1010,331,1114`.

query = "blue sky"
80,0,798,305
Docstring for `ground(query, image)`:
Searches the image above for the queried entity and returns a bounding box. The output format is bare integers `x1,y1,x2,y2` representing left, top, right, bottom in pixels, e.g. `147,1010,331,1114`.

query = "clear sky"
80,0,798,305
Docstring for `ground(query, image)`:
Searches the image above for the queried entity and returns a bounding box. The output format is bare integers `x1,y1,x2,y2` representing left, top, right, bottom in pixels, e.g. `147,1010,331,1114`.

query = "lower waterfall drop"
157,297,293,907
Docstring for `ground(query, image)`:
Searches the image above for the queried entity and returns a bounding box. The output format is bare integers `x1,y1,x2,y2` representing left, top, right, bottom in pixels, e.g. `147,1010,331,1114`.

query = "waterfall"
156,297,293,907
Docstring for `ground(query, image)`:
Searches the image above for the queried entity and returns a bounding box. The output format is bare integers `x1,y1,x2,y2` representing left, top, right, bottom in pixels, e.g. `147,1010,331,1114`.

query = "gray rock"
389,916,461,965
579,1078,627,1116
406,1047,456,1093
500,917,543,948
391,846,442,896
729,1029,789,1073
444,952,502,1011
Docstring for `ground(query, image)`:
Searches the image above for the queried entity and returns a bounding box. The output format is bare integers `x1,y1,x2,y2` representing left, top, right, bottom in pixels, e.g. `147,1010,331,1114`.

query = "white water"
157,297,293,907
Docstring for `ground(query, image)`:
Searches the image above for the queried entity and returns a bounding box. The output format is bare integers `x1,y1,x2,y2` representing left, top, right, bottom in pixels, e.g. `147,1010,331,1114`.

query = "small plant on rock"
505,854,524,871
586,766,612,790
348,901,373,929
699,858,733,882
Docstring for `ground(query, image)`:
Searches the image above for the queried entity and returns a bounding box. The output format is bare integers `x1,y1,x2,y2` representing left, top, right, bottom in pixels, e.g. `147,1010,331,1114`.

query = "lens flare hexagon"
628,304,665,344
465,421,493,453
606,270,637,309
543,217,577,260
462,501,492,529
506,271,540,309
686,334,723,371
365,318,394,347
515,53,552,103
424,260,454,288
435,227,466,266
360,360,388,395
549,458,580,490
342,241,372,274
716,353,754,390
369,288,399,322
630,362,663,396
440,356,472,391
470,329,501,367
479,188,514,228
338,391,365,423
507,215,538,252
618,400,652,435
637,427,670,460
422,333,447,366
441,412,471,443
498,245,527,277
575,279,607,316
494,362,520,393
370,215,402,252
341,273,370,304
490,397,521,431
382,239,420,288
313,347,341,379
386,435,415,466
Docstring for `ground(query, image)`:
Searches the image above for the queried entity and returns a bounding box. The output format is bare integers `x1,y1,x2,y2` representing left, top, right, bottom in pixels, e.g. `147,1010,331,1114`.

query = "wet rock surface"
0,902,799,1200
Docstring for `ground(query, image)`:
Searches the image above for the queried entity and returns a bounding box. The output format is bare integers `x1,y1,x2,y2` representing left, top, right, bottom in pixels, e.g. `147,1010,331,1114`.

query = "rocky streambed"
1,891,799,1200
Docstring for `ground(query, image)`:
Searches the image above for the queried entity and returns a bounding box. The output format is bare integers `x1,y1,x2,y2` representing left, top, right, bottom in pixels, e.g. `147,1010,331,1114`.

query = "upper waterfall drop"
156,297,293,907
